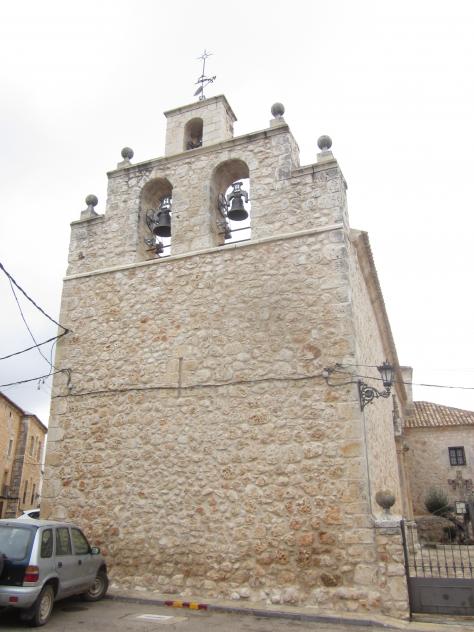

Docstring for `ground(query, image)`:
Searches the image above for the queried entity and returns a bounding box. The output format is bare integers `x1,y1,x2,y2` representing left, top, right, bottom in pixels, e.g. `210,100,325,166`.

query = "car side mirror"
90,546,101,555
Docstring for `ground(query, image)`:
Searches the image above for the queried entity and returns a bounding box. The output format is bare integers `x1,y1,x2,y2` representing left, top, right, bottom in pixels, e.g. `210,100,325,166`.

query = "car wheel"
24,584,55,627
82,570,108,602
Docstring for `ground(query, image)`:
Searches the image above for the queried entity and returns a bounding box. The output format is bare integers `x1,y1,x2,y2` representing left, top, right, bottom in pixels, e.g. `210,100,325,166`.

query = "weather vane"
194,50,216,101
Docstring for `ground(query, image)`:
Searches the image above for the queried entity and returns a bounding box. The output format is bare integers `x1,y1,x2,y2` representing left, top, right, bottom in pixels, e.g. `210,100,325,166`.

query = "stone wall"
347,233,404,518
17,417,46,512
0,396,22,517
404,425,474,514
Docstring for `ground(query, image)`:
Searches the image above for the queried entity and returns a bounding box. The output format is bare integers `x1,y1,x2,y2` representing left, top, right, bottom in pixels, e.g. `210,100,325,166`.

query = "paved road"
2,598,471,631
0,597,391,632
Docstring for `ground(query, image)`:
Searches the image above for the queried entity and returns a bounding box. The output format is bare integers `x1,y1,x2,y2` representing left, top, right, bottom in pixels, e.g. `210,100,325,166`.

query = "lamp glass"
378,361,394,388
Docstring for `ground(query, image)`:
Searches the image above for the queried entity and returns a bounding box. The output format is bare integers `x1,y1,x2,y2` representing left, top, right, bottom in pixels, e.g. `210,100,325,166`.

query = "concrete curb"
106,592,402,629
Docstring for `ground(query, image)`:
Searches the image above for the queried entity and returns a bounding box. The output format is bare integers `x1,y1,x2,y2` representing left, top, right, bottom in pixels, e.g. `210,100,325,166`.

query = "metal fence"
402,520,474,615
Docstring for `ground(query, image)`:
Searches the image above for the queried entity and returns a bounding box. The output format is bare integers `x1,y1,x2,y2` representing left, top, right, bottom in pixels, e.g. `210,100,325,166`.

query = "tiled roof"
405,401,474,428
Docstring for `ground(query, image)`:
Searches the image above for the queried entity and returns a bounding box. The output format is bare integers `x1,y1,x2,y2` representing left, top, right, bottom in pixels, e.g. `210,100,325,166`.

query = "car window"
29,511,40,519
71,528,90,555
41,529,53,558
55,527,72,555
0,526,33,560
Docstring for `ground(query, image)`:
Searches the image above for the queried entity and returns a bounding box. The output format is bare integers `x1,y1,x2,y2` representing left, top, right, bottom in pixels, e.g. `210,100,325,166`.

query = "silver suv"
0,519,108,626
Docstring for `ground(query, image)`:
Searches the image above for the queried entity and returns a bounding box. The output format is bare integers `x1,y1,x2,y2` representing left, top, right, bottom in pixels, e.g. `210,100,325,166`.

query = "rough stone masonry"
42,95,410,618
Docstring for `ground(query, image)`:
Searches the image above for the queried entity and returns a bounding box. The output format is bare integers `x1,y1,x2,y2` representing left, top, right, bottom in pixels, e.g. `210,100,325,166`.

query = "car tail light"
24,566,39,583
9,596,18,603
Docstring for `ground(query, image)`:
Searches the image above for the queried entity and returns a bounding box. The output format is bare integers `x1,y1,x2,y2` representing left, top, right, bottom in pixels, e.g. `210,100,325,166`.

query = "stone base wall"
43,225,409,618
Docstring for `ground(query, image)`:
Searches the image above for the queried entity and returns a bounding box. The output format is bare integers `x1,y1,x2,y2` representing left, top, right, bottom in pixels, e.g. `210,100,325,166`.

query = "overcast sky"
1,0,473,423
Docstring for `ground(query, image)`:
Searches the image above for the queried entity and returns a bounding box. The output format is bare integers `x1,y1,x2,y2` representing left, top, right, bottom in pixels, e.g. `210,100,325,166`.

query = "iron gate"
401,520,474,615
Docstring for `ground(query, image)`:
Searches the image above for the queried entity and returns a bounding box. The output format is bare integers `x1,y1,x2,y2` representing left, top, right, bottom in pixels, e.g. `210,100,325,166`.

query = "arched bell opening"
140,177,173,258
210,159,251,245
184,117,203,151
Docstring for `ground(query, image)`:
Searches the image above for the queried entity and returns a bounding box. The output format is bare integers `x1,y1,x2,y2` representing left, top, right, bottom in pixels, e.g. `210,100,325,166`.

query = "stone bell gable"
43,95,409,618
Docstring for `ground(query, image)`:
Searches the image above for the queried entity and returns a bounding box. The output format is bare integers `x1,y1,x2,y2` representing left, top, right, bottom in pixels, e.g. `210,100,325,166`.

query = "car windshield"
0,526,34,560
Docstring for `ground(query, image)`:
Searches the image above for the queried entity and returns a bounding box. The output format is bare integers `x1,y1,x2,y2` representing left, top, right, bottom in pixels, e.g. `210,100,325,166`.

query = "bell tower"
44,90,409,619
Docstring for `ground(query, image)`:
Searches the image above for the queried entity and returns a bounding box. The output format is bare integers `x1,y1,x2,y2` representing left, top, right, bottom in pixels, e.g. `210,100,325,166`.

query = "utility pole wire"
0,262,68,332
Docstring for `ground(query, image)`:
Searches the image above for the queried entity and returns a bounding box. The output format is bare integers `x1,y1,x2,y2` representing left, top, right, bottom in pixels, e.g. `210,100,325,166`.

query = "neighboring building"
0,392,47,518
403,401,474,515
43,95,411,618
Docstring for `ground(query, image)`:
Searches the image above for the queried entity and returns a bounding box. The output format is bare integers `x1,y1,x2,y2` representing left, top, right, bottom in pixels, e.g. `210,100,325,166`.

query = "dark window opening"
184,118,203,150
449,446,466,466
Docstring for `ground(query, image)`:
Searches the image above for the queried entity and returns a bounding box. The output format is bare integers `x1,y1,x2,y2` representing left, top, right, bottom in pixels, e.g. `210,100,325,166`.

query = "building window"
2,470,9,497
22,480,28,505
449,446,466,466
30,483,36,505
7,439,13,457
29,436,35,456
37,441,42,461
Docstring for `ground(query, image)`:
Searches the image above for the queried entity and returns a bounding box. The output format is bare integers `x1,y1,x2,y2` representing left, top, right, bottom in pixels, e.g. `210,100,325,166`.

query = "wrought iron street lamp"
358,361,395,410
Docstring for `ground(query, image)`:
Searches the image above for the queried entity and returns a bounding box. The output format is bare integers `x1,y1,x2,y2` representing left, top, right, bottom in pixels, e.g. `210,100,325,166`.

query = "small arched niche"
211,159,251,245
184,118,203,151
139,177,173,259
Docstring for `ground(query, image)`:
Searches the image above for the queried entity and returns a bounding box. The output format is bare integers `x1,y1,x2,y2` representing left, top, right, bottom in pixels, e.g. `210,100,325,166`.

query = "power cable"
0,262,68,331
53,371,326,399
332,368,474,390
0,369,71,389
8,277,57,373
0,332,67,361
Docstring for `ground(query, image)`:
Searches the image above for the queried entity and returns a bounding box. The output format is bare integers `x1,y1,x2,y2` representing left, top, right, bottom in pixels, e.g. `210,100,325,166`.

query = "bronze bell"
154,210,171,237
227,181,249,222
228,197,248,222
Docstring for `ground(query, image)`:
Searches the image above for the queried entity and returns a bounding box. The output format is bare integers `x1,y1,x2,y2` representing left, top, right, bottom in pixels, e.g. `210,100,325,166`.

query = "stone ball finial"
375,490,396,515
318,135,332,151
271,102,285,118
85,194,98,208
121,147,134,160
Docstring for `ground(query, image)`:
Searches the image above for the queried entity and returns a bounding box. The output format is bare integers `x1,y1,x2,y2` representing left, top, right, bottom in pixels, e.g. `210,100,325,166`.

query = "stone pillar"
374,518,410,619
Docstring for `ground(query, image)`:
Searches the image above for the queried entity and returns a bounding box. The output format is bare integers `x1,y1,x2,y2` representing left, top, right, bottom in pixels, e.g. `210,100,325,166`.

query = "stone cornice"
70,215,105,227
163,95,237,123
64,223,344,281
106,124,293,178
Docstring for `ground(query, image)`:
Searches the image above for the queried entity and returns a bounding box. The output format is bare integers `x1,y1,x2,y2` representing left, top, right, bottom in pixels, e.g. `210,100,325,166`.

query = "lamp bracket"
358,380,391,410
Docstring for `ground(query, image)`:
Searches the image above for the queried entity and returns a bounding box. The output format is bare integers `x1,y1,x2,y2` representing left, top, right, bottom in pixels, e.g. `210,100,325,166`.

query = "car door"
70,527,96,591
54,526,79,597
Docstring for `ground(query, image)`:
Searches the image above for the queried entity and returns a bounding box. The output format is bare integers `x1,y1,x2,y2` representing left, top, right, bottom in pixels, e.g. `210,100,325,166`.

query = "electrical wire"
332,368,474,390
0,369,71,389
0,261,68,332
53,371,326,399
8,278,57,374
0,332,67,361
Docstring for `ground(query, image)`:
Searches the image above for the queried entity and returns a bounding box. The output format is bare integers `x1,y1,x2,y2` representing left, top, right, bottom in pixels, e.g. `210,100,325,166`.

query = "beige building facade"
43,95,411,618
403,401,474,516
0,392,47,518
